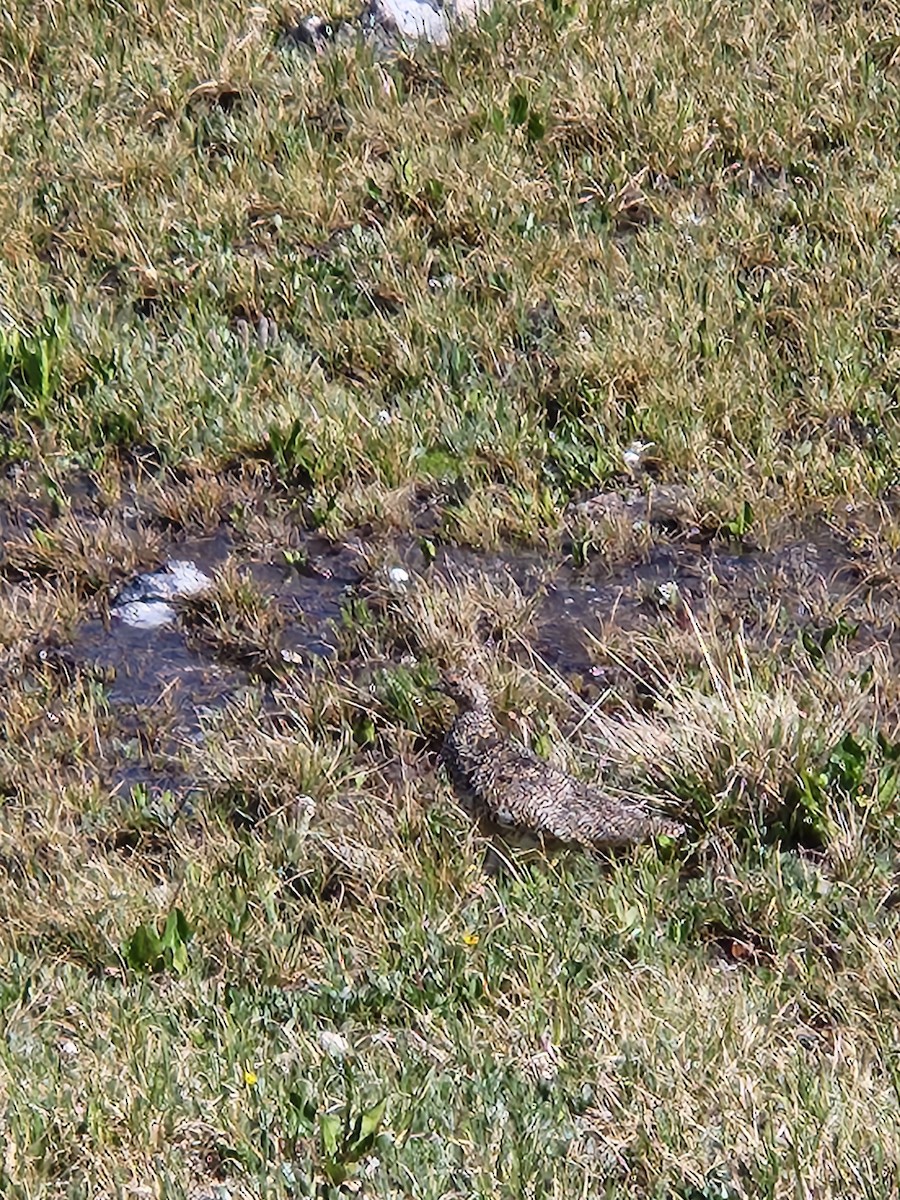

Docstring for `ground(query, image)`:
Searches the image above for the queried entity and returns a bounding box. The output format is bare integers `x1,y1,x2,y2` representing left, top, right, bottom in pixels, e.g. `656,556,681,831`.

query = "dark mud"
61,525,900,719
242,536,365,662
417,529,899,678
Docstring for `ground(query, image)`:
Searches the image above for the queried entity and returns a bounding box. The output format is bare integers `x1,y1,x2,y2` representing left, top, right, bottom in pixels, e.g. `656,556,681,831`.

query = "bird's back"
442,703,682,849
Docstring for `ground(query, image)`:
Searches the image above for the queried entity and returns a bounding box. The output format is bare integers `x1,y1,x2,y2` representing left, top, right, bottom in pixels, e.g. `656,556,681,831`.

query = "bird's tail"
590,803,685,847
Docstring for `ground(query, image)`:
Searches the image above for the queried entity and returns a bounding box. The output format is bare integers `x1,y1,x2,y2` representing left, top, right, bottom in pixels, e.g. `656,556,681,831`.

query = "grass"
2,0,900,541
2,0,900,1196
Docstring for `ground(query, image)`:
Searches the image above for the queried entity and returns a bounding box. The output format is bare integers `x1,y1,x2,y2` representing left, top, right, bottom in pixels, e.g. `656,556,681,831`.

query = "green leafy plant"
319,1096,386,1186
791,732,869,840
800,616,859,665
268,418,317,485
723,500,754,541
507,92,546,142
124,908,193,975
373,665,428,732
282,546,309,569
282,1073,388,1189
0,308,69,416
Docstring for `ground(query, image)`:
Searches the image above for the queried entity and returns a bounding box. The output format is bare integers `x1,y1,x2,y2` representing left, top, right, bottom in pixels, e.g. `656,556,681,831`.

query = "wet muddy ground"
3,477,898,807
54,526,900,728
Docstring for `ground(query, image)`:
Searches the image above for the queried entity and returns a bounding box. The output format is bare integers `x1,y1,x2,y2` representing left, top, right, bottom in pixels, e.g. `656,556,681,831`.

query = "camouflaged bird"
438,670,684,850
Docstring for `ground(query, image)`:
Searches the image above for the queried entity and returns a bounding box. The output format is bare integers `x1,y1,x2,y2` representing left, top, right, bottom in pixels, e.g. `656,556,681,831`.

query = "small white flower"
623,439,654,474
657,581,680,608
59,1039,78,1057
318,1030,351,1060
280,648,304,663
376,409,393,425
386,566,410,589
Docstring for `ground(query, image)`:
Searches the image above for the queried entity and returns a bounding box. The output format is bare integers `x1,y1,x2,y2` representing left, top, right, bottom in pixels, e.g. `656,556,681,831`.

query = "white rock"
622,439,654,475
363,0,450,44
447,0,491,21
112,560,213,628
386,565,410,588
112,600,179,629
151,560,213,600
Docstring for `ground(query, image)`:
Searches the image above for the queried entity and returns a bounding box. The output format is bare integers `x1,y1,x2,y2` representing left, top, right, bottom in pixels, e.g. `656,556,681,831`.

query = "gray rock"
572,485,698,529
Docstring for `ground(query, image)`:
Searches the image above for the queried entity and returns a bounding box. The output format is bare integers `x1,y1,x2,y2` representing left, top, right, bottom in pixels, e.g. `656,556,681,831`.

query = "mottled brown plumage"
438,671,684,850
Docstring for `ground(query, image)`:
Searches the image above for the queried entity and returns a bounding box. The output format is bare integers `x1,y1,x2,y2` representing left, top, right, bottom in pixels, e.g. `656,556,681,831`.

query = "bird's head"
434,670,492,713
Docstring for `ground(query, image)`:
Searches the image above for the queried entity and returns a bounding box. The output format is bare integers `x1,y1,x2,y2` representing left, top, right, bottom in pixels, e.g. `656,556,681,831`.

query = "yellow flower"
243,1070,258,1088
462,932,479,947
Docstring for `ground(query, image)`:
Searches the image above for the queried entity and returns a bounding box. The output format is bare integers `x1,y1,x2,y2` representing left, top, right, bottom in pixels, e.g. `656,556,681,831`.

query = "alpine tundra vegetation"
1,0,900,1196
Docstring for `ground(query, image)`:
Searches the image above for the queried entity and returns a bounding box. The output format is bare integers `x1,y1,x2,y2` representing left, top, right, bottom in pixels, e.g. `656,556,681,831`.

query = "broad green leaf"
358,1098,386,1143
320,1112,342,1158
126,925,161,971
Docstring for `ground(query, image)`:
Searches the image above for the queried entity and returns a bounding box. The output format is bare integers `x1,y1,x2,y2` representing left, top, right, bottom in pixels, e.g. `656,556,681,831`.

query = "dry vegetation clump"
1,509,163,593
180,560,290,676
583,612,899,839
343,555,542,665
0,578,84,672
144,471,266,536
